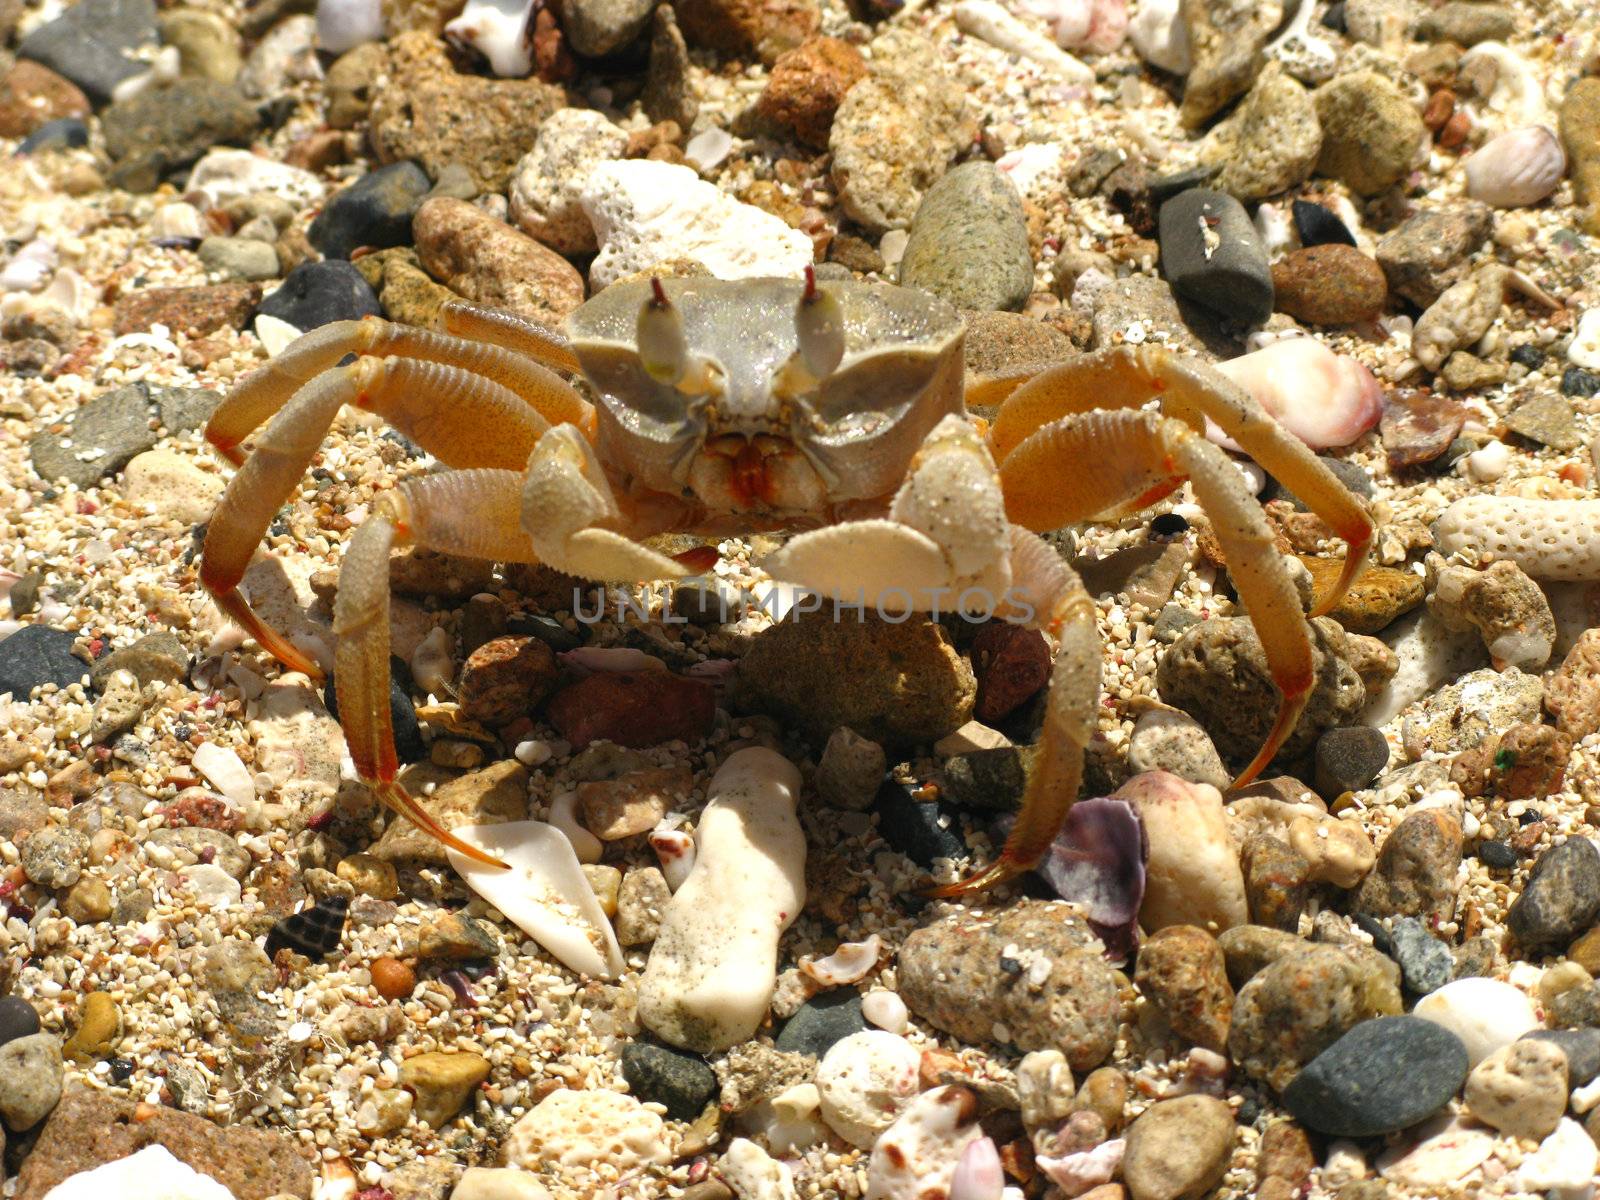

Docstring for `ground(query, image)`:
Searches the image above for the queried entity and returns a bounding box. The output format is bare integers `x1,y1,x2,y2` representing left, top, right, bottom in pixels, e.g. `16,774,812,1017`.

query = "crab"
197,270,1372,895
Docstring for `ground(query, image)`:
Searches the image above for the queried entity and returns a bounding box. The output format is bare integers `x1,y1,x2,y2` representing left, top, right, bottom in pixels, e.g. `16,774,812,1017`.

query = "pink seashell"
1017,0,1126,53
1036,1137,1125,1196
1213,337,1383,450
950,1137,1006,1200
1464,125,1566,208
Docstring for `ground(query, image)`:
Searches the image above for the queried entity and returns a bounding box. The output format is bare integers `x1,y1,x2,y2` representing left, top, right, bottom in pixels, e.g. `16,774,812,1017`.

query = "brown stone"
674,0,820,63
413,197,585,326
971,623,1051,724
112,282,261,336
1380,390,1467,471
0,60,90,138
578,765,693,840
1354,808,1463,923
1547,629,1600,740
456,636,560,725
1449,723,1571,801
1297,557,1424,634
1271,245,1388,325
13,1089,313,1199
1134,925,1234,1052
755,36,866,147
546,671,717,750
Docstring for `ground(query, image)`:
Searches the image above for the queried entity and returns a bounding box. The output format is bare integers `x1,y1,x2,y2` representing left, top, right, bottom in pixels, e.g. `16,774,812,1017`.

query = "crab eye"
796,266,844,380
637,277,688,385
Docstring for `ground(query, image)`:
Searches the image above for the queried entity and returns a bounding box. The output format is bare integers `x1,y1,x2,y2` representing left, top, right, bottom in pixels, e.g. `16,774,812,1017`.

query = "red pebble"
970,623,1051,723
159,788,240,832
544,671,716,750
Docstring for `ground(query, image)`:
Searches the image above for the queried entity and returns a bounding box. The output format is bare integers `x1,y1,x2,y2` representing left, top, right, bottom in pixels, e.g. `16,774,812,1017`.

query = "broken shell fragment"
1214,338,1383,450
1465,126,1566,208
447,820,625,979
649,827,696,891
444,0,537,77
801,934,883,986
865,1086,984,1200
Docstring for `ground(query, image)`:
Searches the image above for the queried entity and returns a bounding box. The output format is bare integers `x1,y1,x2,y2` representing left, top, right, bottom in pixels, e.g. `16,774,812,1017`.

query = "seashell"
0,238,56,293
316,0,387,55
719,1139,799,1200
801,934,882,986
1035,796,1146,961
1214,337,1383,450
40,1144,236,1200
1464,126,1566,208
1127,0,1189,74
862,989,909,1034
1017,1050,1077,1141
254,314,303,357
1253,201,1295,258
265,895,348,959
763,1082,829,1154
1459,42,1552,134
548,789,601,863
865,1086,984,1200
447,820,626,978
950,1137,1006,1200
685,127,734,173
411,626,455,697
192,742,255,809
649,827,696,890
445,0,537,77
558,646,667,674
1036,1137,1125,1193
1016,0,1127,54
953,0,1095,83
1569,308,1600,369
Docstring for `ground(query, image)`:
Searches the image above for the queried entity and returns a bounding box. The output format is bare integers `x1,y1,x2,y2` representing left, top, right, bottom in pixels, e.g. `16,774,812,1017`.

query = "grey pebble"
899,162,1033,313
1157,188,1273,326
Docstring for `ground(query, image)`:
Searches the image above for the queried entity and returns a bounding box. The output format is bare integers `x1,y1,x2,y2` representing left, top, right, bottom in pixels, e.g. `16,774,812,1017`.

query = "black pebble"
1158,188,1274,327
1351,913,1394,956
1562,367,1600,398
257,260,380,331
1292,199,1357,248
775,989,868,1057
323,665,425,764
109,1057,135,1082
1510,344,1547,369
1149,512,1189,538
1518,807,1543,826
264,895,349,959
506,612,584,652
0,995,43,1048
17,117,90,155
620,1041,718,1121
0,625,89,699
1320,1,1346,32
308,161,433,260
1478,840,1517,870
875,779,967,868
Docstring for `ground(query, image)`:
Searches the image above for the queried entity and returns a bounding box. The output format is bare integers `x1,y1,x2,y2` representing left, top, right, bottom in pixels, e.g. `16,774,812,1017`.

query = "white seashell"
1516,1118,1598,1194
1036,1138,1125,1193
192,742,255,808
1377,1114,1495,1189
0,238,56,293
950,1137,1006,1200
1253,201,1295,258
444,0,537,77
1570,308,1600,368
446,820,626,979
801,934,882,986
1016,0,1126,54
548,790,602,863
762,1082,828,1154
313,1156,359,1200
410,626,455,697
1127,0,1189,74
1412,977,1539,1067
38,268,97,322
1264,0,1338,84
953,0,1095,83
649,827,695,890
510,110,629,255
1466,439,1509,483
178,863,242,909
996,143,1069,204
684,127,734,173
40,1144,236,1200
1459,42,1552,134
1464,126,1566,208
254,314,303,357
865,1086,984,1200
1016,1050,1076,1139
1214,337,1383,450
637,748,805,1052
188,148,326,209
316,0,387,55
862,990,909,1034
719,1139,799,1200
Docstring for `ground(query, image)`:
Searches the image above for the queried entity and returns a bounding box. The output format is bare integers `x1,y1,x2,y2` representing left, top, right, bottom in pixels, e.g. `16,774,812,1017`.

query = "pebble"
34,1144,235,1200
756,36,867,149
579,766,690,841
578,160,813,290
1548,629,1600,739
64,990,120,1059
1214,337,1383,450
1124,708,1226,789
371,956,417,1000
509,109,627,254
21,824,88,888
1120,1095,1234,1200
1198,62,1320,202
18,116,91,154
413,195,585,325
1118,771,1245,934
101,79,260,193
0,1031,64,1131
867,1086,984,1200
158,8,243,84
638,749,805,1052
829,28,976,234
451,1168,552,1200
1400,666,1544,757
16,0,159,105
308,160,432,260
776,989,867,1057
546,670,716,749
815,726,887,810
398,1051,491,1127
815,1030,922,1147
897,900,1122,1069
873,780,967,868
457,635,559,725
1563,77,1600,234
616,866,671,946
1292,198,1355,247
1507,837,1600,951
368,32,564,193
1414,977,1539,1067
1282,1015,1467,1137
0,624,88,697
1271,245,1387,325
971,623,1051,723
1388,917,1453,995
1228,943,1401,1091
1518,1118,1599,1193
30,381,162,487
1313,70,1425,195
1464,1038,1568,1140
196,235,279,282
1157,188,1272,326
0,997,42,1048
1354,807,1462,923
621,1041,718,1121
898,162,1032,312
1375,202,1494,308
0,60,90,139
861,991,908,1036
1426,554,1556,672
1134,925,1233,1051
1466,125,1567,208
1526,1028,1600,1085
1157,616,1364,763
1178,0,1279,127
256,259,379,330
503,1087,669,1173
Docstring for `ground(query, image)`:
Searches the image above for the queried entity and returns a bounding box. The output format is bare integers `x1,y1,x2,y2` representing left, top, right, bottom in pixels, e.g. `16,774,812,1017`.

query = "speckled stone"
1313,71,1425,196
1508,839,1600,952
898,162,1032,313
1354,808,1463,924
29,383,160,487
1282,1015,1468,1137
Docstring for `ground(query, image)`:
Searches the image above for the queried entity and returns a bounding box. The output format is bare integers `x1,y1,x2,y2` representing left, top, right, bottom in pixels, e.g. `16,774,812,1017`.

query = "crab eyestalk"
796,265,845,380
638,277,689,385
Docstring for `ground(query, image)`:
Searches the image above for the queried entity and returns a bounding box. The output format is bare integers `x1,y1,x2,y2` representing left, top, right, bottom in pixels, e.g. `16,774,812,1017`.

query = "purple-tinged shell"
1035,796,1147,961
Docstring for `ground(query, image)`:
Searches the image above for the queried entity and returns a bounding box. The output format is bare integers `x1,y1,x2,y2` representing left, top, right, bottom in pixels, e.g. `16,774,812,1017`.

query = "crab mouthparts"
691,433,823,513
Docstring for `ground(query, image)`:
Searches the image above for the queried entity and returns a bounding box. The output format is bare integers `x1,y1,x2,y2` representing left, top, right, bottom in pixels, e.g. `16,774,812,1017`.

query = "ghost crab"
198,271,1372,894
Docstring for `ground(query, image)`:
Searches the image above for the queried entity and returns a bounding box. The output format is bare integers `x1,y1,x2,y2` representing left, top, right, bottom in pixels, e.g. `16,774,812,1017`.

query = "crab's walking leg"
336,471,537,869
927,529,1102,896
438,300,583,376
201,358,552,676
1002,409,1313,788
987,346,1373,615
205,317,593,465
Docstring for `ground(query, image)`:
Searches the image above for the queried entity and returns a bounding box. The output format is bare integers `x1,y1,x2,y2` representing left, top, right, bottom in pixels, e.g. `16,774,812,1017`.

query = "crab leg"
1002,408,1313,787
987,346,1373,616
336,471,536,869
200,357,552,677
438,300,583,376
928,529,1101,895
205,317,593,465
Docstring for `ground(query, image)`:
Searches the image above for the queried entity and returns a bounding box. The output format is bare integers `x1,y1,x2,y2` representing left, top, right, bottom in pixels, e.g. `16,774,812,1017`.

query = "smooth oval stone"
1507,838,1600,952
1283,1015,1468,1137
1523,1028,1600,1086
899,161,1033,313
776,989,868,1057
257,259,380,331
1158,187,1273,326
308,160,433,260
0,996,43,1048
